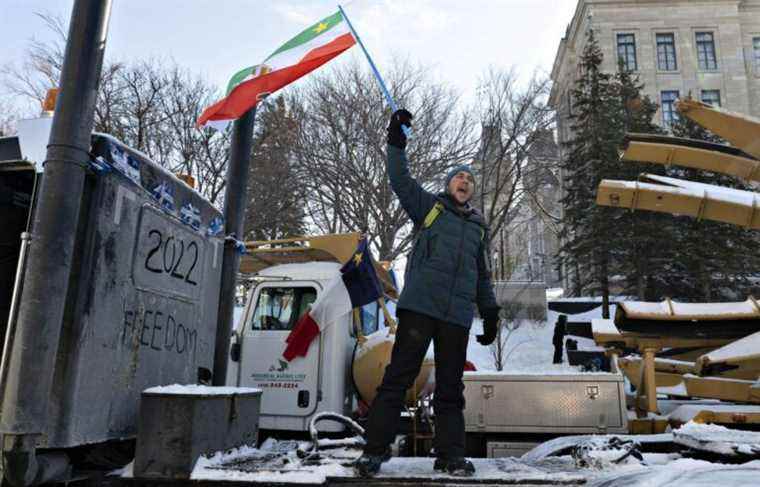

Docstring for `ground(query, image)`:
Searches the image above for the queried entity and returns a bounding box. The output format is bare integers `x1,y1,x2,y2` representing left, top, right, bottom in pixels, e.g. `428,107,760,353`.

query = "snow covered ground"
466,306,609,373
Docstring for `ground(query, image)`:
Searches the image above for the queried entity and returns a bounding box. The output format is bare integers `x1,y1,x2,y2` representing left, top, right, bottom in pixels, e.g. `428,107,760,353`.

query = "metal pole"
213,107,257,386
337,4,410,137
0,0,111,481
1,0,111,433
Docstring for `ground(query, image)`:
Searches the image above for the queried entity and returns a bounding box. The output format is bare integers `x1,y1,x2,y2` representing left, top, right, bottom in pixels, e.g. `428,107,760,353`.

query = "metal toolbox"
134,387,262,479
463,372,628,434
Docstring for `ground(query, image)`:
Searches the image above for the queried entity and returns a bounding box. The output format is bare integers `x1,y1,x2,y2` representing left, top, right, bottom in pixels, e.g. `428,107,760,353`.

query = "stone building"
549,0,760,291
551,0,760,141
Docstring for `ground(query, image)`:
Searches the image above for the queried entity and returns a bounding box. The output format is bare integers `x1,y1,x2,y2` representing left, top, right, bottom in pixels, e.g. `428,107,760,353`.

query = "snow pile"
571,437,644,470
143,384,262,395
674,421,760,457
588,459,760,487
191,439,353,483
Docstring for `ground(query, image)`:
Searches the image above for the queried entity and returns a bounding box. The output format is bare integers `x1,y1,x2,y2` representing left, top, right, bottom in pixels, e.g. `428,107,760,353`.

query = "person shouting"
355,109,501,477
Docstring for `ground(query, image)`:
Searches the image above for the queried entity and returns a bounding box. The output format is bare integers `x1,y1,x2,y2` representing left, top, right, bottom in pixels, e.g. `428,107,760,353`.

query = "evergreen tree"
663,111,760,301
558,29,621,316
243,96,305,241
610,66,675,300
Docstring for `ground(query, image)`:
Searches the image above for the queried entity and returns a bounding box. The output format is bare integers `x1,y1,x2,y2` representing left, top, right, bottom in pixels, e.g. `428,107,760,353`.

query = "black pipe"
213,108,257,385
0,0,111,484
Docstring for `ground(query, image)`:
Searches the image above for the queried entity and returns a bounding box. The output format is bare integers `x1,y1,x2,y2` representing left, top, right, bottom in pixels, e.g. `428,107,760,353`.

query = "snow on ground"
673,421,760,456
466,305,612,374
144,384,262,395
588,458,760,487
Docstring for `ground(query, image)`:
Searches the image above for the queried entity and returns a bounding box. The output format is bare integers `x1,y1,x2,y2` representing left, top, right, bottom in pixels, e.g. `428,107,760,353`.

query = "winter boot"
433,457,475,477
354,449,391,478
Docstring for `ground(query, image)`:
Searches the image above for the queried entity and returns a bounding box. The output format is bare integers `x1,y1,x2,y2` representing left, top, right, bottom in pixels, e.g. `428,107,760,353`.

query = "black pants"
363,309,470,458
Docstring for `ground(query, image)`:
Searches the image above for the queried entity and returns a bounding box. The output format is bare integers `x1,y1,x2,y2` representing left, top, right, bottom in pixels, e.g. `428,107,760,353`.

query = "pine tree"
664,111,760,301
243,96,305,241
610,66,676,300
559,29,621,316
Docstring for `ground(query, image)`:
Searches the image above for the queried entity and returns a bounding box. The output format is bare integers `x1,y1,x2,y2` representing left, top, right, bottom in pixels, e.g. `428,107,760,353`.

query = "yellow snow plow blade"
620,133,760,182
695,330,760,380
677,98,760,159
683,374,760,404
618,356,692,392
596,174,760,229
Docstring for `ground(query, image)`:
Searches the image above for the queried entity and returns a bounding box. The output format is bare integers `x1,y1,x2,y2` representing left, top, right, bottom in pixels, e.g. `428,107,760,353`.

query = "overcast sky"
3,0,578,114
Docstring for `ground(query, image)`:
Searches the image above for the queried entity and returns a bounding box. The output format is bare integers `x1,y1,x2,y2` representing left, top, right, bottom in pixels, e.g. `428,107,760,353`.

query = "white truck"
225,233,403,433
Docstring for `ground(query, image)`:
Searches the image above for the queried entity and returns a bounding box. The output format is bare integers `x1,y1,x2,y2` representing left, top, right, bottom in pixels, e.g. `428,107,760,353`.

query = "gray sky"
3,1,578,113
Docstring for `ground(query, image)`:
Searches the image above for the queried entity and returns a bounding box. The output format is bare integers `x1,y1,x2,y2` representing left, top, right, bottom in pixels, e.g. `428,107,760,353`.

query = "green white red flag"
198,11,356,129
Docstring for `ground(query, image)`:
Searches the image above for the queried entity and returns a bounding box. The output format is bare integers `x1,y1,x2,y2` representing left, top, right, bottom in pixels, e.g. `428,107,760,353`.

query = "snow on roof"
702,330,760,362
669,404,760,424
143,384,262,396
257,262,341,281
619,299,760,320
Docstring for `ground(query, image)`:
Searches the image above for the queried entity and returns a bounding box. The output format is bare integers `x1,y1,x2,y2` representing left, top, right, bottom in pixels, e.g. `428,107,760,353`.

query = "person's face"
448,171,475,205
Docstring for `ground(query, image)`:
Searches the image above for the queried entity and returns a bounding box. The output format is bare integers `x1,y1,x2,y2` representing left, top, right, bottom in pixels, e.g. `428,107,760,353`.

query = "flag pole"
338,4,411,137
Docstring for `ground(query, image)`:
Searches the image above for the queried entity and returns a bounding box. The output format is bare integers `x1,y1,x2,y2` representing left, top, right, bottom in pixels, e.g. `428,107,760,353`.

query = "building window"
656,33,678,71
754,37,760,72
617,33,638,71
701,90,721,107
661,91,680,127
696,32,718,70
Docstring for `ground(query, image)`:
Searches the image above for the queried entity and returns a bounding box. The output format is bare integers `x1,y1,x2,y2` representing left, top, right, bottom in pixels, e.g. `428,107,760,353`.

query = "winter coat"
387,144,498,328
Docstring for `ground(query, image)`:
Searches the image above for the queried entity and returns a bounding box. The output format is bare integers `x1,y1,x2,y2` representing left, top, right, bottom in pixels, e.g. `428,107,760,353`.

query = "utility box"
463,373,628,434
134,386,262,479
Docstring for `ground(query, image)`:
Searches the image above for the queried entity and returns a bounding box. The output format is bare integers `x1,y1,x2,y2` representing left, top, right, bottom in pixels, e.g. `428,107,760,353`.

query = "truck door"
239,283,320,417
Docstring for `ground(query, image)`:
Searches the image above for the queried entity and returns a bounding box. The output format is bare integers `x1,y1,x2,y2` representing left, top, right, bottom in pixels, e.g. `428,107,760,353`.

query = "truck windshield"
250,286,317,331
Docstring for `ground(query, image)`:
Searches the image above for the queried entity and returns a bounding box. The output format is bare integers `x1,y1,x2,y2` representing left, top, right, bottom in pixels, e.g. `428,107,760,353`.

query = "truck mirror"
230,342,241,362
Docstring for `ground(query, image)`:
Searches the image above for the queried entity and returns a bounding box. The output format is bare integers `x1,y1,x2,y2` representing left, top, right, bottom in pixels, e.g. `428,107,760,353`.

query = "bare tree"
0,97,21,136
1,13,66,112
472,69,554,266
290,59,475,260
2,13,231,205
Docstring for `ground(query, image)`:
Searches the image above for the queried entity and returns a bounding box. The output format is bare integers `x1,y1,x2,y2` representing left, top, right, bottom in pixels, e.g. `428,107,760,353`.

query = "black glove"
477,308,500,346
387,109,413,149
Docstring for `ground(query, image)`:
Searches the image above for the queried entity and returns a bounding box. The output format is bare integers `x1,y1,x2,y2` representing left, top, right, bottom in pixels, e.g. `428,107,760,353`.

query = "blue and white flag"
283,238,382,361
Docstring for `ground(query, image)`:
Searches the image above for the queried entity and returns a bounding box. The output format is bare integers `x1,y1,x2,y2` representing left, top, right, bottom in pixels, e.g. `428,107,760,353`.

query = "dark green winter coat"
387,145,498,328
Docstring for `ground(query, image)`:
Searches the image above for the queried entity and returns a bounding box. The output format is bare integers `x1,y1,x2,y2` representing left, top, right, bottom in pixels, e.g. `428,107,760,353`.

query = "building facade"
550,0,760,141
549,0,760,292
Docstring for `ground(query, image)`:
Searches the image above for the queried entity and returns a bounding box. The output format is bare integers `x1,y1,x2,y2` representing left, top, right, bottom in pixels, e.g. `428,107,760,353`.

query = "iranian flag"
197,11,356,129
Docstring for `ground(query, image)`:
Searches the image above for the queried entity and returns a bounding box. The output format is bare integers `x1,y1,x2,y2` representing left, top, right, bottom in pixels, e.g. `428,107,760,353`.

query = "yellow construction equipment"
676,98,760,159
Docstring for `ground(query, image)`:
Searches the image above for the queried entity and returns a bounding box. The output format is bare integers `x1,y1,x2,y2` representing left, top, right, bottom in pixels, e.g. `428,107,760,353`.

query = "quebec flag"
283,238,383,361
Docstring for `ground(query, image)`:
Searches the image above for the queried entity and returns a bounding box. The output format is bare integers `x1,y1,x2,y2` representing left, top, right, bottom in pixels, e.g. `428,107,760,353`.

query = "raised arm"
386,109,436,225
